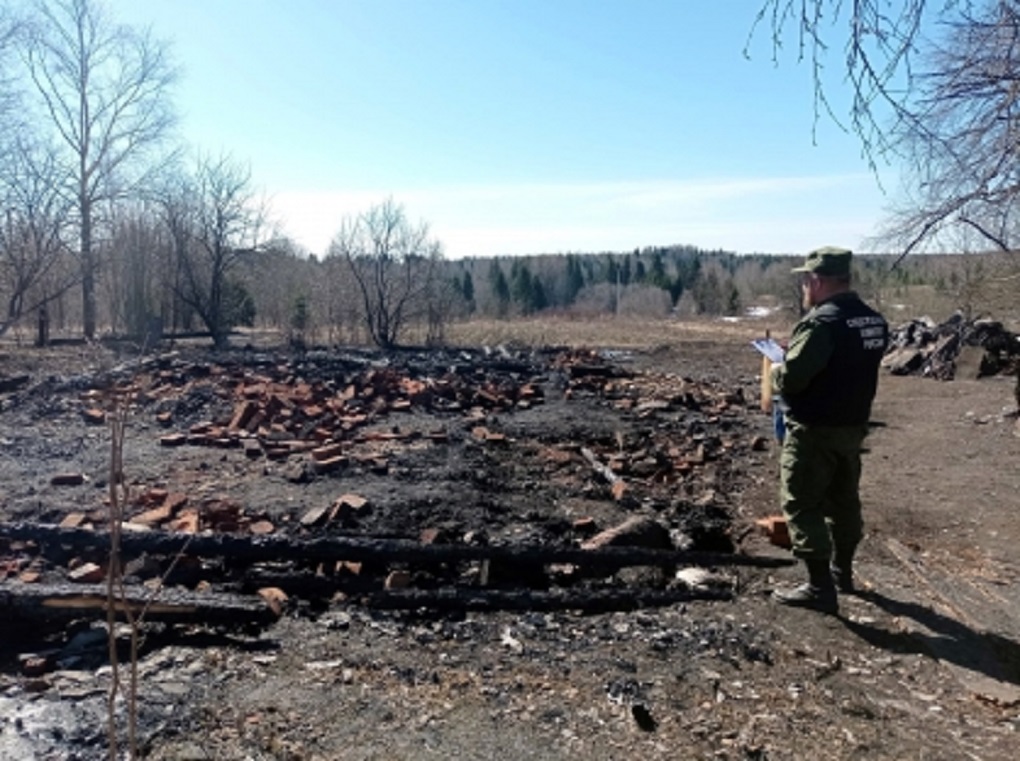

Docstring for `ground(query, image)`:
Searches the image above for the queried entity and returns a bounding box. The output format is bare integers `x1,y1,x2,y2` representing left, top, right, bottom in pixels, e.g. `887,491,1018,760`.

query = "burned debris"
882,314,1020,380
0,346,788,680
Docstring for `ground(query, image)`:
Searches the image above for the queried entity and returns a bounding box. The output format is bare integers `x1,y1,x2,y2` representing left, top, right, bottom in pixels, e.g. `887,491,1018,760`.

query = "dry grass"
7,278,1014,362
440,315,795,350
200,318,789,354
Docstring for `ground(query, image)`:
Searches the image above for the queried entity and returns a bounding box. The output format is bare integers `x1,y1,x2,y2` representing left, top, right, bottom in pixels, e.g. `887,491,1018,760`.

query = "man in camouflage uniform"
771,247,889,614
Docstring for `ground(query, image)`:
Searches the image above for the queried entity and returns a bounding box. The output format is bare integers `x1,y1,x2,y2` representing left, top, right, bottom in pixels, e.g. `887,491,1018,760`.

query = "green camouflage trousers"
780,419,869,561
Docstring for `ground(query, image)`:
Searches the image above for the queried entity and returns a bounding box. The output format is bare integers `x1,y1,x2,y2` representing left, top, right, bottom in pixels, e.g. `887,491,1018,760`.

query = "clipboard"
751,338,785,364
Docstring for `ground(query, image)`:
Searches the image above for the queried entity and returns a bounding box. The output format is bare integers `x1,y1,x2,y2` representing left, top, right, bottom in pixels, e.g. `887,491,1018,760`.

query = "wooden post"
36,306,49,347
760,329,773,412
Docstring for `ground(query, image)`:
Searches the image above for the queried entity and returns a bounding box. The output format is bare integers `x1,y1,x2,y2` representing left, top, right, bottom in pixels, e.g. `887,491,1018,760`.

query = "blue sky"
106,0,896,258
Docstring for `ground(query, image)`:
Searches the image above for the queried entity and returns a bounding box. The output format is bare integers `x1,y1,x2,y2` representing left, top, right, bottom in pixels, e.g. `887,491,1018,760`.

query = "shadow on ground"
843,589,1020,687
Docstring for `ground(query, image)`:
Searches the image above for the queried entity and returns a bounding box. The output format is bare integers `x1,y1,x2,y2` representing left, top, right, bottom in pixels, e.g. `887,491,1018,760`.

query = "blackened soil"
0,339,1018,760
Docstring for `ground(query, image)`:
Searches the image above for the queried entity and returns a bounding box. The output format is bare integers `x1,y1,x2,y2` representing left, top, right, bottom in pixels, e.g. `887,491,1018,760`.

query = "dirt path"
855,373,1020,707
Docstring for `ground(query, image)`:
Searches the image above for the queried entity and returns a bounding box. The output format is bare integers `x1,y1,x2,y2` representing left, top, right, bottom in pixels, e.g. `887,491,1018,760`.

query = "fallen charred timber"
1,522,795,573
0,580,278,629
360,586,731,613
0,374,30,393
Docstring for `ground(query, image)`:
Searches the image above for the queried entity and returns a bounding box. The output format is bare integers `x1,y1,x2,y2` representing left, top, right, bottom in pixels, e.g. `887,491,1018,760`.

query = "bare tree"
321,252,362,344
879,3,1020,259
328,199,444,350
755,2,1020,262
751,1,976,162
20,0,177,339
0,137,78,337
159,154,269,348
240,239,313,334
104,206,168,338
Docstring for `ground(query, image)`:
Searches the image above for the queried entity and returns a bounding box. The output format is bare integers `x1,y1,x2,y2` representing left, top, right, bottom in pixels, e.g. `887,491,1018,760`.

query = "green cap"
791,246,852,276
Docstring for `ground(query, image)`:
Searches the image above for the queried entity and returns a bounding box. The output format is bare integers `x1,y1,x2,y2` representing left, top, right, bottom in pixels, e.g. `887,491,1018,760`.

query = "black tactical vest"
785,293,889,426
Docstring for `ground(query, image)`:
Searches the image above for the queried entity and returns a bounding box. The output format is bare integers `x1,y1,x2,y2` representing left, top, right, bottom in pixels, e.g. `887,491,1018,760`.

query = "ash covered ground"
1,338,1019,760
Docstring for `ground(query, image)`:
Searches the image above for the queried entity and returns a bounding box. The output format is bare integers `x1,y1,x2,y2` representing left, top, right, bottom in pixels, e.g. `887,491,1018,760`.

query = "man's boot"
773,559,838,614
830,546,855,594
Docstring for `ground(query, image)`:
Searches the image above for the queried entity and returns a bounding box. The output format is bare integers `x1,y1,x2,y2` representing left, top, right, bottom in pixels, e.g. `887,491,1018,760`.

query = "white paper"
751,338,786,364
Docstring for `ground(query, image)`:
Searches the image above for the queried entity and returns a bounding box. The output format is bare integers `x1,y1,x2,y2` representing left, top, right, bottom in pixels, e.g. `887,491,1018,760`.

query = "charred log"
0,374,30,393
0,580,278,628
360,585,731,613
0,522,794,572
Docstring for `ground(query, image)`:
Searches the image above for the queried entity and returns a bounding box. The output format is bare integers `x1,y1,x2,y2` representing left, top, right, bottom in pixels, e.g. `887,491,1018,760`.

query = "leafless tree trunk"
0,138,78,337
20,0,176,339
158,154,269,348
328,199,444,350
104,208,167,338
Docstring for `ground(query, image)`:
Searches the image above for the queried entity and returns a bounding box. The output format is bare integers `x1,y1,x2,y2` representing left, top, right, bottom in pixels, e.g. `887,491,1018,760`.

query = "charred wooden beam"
0,374,30,393
360,585,731,613
0,522,794,570
0,580,278,628
566,363,628,379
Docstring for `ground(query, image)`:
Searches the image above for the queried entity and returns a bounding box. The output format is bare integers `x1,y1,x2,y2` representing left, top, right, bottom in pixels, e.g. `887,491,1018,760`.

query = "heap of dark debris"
3,314,1015,648
883,313,1020,380
0,346,789,645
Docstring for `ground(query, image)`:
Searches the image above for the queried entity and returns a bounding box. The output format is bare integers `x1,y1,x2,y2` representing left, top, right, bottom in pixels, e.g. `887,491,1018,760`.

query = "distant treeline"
8,221,1016,347
229,245,1016,346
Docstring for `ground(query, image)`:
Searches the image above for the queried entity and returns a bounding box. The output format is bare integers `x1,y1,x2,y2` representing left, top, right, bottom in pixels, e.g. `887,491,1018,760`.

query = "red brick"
385,570,412,590
336,560,362,576
581,516,672,551
249,519,274,535
611,480,628,502
229,400,259,430
755,515,791,549
313,454,349,473
20,655,52,677
310,443,345,462
258,587,288,617
132,502,173,526
167,508,199,534
140,487,169,505
59,512,87,528
263,446,290,460
420,527,443,545
82,408,106,425
68,562,105,583
330,493,371,521
299,504,330,527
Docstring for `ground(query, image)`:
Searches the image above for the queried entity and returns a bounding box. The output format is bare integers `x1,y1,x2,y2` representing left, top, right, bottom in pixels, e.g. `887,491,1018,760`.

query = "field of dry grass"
434,314,796,351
